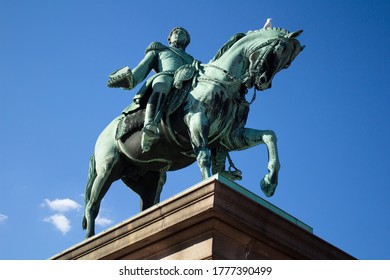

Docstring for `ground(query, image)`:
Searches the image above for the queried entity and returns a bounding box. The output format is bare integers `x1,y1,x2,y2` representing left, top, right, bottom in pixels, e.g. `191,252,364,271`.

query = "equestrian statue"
82,25,304,238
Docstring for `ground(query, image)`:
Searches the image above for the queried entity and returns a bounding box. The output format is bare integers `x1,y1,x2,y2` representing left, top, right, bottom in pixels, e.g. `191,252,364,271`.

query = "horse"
82,27,304,238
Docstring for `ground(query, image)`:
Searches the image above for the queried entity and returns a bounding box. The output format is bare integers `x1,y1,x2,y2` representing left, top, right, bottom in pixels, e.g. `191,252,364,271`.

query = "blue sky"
1,0,389,260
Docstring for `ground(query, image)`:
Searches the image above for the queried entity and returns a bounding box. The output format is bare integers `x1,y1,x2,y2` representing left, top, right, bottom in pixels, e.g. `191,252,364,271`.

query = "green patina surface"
83,25,304,238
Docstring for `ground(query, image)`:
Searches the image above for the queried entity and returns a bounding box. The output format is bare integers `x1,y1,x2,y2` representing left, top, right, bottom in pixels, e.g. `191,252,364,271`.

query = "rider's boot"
141,92,165,152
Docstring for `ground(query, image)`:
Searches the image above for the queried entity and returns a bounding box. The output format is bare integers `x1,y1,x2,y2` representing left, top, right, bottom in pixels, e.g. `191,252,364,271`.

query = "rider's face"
169,29,188,47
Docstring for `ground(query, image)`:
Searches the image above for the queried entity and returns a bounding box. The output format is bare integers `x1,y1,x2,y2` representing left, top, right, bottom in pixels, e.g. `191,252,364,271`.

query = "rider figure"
115,27,194,152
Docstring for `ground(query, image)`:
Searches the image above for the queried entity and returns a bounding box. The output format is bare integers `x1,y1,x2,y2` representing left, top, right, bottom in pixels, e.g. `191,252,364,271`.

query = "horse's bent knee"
262,130,277,144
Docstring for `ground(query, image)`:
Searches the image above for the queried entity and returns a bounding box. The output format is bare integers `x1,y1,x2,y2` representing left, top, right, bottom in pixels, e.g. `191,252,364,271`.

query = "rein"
248,38,281,77
195,37,282,105
198,64,247,86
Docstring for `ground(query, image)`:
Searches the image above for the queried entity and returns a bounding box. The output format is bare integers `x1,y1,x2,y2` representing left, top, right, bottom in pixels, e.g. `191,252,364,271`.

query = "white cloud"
0,214,8,223
42,198,82,213
44,214,71,235
41,198,83,235
41,197,114,235
95,215,114,227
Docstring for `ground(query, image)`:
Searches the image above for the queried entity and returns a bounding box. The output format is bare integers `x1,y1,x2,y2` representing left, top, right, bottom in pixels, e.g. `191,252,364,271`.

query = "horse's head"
245,30,305,91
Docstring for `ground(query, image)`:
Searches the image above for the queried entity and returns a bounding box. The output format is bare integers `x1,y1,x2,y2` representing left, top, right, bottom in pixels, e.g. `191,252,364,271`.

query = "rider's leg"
143,92,165,134
141,76,172,152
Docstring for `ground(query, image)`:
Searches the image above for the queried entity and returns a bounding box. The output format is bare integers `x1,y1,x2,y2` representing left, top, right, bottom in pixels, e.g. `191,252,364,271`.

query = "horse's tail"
82,153,97,230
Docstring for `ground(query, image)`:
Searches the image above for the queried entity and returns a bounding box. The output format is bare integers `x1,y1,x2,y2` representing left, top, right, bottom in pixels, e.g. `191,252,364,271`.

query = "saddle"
115,64,197,141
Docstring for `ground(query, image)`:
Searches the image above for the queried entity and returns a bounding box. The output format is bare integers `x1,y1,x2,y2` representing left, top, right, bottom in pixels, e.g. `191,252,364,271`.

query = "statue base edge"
51,174,355,260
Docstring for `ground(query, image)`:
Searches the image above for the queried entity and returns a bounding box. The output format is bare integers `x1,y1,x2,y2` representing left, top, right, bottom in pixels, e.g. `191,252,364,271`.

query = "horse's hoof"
260,175,277,197
219,170,242,181
85,232,95,239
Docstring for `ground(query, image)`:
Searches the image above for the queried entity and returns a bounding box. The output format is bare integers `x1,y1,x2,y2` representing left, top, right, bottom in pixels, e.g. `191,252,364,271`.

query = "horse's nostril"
260,76,267,84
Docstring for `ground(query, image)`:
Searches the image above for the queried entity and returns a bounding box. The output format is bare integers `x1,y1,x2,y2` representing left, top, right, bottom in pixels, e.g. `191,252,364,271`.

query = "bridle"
196,36,292,105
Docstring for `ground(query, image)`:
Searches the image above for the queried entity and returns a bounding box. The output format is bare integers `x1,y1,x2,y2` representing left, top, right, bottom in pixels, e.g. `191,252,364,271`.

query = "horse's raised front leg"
185,111,212,179
223,128,280,197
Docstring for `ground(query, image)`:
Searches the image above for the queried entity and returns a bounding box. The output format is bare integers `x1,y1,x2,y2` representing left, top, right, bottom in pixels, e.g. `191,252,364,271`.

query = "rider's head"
168,27,191,50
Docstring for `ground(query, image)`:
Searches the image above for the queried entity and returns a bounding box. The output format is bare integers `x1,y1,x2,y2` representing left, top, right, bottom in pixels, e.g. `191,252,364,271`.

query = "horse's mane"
254,27,291,35
210,27,291,62
210,32,246,62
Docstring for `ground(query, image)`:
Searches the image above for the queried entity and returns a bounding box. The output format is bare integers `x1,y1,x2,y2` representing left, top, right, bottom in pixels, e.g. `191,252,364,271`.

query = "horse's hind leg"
82,154,97,231
83,118,122,238
139,170,166,210
122,170,166,211
83,150,121,238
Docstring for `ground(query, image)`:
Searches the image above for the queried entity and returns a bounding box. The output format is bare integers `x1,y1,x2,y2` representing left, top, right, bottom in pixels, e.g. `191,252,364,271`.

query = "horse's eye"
274,43,286,56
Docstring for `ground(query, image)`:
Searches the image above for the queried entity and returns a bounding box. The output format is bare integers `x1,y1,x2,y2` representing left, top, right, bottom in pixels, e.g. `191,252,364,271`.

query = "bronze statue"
83,26,304,238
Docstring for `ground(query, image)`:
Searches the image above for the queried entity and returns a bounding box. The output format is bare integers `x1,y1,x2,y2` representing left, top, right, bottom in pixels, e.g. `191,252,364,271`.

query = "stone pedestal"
51,175,354,260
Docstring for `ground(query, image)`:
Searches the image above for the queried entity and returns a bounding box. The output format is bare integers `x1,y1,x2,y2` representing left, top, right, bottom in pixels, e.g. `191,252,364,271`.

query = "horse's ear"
285,30,303,39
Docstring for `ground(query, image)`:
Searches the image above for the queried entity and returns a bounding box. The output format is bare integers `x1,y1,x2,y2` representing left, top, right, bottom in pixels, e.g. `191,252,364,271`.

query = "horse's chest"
189,82,241,137
208,94,238,136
